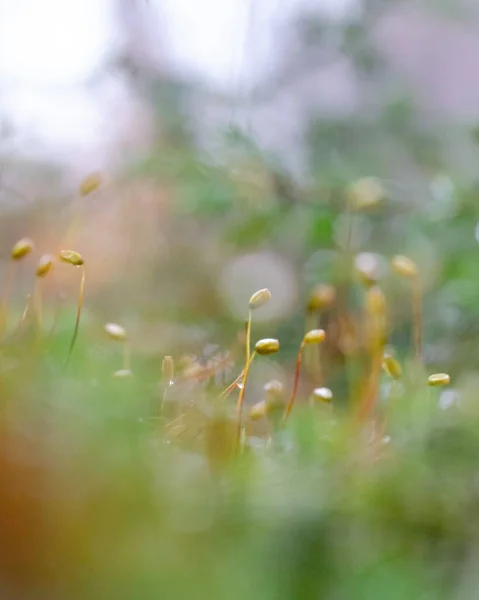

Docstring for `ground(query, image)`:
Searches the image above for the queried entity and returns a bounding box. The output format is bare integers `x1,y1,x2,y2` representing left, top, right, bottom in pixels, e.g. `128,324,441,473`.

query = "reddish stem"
358,348,382,422
283,342,305,421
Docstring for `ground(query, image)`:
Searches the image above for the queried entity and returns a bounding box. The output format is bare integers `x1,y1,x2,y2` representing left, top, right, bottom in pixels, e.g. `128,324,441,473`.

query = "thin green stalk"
236,350,257,449
65,265,85,367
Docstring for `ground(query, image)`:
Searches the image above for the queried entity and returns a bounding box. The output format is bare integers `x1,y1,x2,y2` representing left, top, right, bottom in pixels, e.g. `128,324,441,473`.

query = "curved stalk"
304,313,317,380
19,293,33,334
283,330,325,422
235,350,257,449
221,349,257,400
283,341,305,421
358,347,383,421
65,265,85,367
245,309,252,371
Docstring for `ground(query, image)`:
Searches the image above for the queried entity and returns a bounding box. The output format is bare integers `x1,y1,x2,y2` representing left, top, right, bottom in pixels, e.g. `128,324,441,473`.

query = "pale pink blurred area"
376,4,479,120
219,252,298,322
1,0,479,178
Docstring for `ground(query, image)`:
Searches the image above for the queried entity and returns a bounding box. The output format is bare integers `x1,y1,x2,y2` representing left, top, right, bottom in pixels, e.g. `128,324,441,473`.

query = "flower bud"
104,322,127,342
36,254,54,277
11,237,34,260
254,338,280,355
391,255,418,278
59,250,84,266
248,288,272,310
346,176,384,210
249,401,267,421
311,387,333,403
307,284,336,312
263,380,285,412
79,172,102,196
303,329,326,345
428,373,450,387
354,252,382,287
382,353,402,379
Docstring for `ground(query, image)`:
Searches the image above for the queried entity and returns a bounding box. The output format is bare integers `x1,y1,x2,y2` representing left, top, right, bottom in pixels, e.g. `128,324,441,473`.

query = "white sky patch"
0,0,115,85
0,0,357,161
157,0,252,89
155,0,357,90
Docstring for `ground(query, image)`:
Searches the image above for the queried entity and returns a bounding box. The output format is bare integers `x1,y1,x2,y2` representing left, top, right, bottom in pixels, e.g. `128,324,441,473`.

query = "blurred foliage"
1,315,479,599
